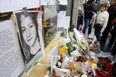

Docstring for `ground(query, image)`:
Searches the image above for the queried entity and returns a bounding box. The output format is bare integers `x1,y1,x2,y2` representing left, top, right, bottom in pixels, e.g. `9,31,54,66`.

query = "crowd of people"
76,0,116,57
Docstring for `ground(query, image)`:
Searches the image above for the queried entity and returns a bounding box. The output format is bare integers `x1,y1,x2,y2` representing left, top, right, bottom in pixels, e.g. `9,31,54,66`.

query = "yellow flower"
92,63,97,69
60,46,67,55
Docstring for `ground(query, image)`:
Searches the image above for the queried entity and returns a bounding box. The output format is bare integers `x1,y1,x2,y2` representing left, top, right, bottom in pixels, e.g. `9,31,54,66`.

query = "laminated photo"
14,9,44,64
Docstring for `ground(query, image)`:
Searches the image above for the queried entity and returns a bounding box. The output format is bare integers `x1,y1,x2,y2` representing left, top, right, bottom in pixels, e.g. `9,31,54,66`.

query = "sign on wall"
0,0,40,13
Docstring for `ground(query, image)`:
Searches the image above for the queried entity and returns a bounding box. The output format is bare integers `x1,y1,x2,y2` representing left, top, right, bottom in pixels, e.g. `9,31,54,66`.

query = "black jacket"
84,2,94,19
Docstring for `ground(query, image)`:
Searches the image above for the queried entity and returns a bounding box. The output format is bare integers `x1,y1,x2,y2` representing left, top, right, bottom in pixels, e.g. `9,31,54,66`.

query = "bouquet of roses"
96,57,113,77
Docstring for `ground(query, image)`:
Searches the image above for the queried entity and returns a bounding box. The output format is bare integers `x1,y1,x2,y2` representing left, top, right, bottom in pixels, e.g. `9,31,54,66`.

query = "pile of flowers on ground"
95,57,113,77
52,29,115,77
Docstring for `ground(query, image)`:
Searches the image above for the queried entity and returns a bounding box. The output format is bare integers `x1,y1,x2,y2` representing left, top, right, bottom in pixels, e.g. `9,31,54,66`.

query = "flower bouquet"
66,57,97,77
72,29,92,58
87,34,100,54
95,57,113,77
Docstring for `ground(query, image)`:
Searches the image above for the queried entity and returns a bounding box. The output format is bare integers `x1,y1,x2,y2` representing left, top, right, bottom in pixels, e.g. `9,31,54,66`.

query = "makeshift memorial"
52,28,115,77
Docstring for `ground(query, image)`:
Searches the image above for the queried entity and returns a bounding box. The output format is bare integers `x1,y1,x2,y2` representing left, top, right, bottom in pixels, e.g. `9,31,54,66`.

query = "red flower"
98,57,110,64
104,63,113,73
94,41,97,44
95,69,112,77
96,57,113,77
76,56,87,62
52,74,57,77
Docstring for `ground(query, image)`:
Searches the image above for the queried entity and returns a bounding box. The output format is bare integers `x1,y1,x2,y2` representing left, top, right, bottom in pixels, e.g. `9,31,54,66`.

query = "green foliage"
69,25,75,32
66,42,74,55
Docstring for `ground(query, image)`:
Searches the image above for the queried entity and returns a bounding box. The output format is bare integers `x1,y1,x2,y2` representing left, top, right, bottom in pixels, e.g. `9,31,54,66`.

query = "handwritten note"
57,16,70,29
64,16,70,29
58,11,66,19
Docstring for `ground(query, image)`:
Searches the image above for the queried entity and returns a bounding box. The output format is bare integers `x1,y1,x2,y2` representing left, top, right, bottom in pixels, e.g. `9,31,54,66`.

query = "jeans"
83,18,90,34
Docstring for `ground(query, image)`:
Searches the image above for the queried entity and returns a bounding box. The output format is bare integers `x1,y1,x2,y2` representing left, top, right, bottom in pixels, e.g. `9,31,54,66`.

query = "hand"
100,33,102,37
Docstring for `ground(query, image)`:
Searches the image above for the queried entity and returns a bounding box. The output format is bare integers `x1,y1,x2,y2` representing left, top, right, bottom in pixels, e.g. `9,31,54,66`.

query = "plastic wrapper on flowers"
53,66,70,76
74,29,92,56
87,34,100,54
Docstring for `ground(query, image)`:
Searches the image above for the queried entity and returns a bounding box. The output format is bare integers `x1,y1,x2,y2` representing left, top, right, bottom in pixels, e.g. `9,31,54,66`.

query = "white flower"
81,74,87,77
71,50,82,57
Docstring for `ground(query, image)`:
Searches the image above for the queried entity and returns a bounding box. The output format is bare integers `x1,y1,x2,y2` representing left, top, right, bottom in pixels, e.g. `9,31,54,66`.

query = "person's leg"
83,18,90,34
98,29,101,41
111,40,116,57
95,28,104,50
101,28,110,42
108,26,116,47
77,23,80,30
95,29,101,41
101,20,112,43
95,29,97,39
108,35,116,47
88,24,92,35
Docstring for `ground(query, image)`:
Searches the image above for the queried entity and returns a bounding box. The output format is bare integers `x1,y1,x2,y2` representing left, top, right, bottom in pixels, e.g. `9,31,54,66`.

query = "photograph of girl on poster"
15,9,43,64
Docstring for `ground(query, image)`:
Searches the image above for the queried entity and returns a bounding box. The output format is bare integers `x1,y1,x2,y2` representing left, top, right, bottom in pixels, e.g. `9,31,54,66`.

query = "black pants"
94,24,102,41
108,25,116,47
95,28,101,41
101,18,113,43
111,39,116,56
88,24,92,35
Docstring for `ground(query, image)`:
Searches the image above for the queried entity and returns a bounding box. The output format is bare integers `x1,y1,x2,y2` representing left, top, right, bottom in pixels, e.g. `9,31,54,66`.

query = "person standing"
101,0,116,44
83,0,88,7
107,1,116,48
93,1,99,14
83,0,95,34
108,17,116,48
88,1,99,34
77,7,83,30
94,4,109,41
